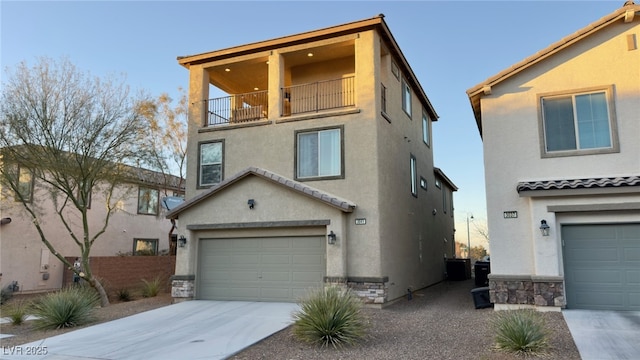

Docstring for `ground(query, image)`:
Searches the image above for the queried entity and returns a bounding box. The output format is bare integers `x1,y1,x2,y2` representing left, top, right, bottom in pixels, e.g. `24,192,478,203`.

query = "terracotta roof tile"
517,175,640,192
167,167,356,218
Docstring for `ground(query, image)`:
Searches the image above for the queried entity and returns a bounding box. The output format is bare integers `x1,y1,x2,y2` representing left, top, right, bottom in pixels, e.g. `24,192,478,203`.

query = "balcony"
205,77,355,127
206,90,268,126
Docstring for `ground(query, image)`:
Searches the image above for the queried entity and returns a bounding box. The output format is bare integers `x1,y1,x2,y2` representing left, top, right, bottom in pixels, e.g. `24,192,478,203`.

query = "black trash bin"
474,261,490,287
471,287,492,309
446,259,471,281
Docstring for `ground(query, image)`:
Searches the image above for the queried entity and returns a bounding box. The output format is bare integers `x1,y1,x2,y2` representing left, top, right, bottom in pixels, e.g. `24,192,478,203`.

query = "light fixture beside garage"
248,199,255,209
178,235,187,247
539,220,550,236
327,231,337,245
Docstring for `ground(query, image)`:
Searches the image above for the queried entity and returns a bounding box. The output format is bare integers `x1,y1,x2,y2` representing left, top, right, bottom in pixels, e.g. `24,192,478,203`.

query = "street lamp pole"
466,214,474,258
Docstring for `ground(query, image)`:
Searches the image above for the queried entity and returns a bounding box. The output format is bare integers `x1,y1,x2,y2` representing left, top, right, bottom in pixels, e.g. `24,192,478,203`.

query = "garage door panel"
563,223,640,311
293,254,324,265
198,236,325,302
573,290,625,308
573,269,622,284
261,271,290,281
262,238,292,249
262,254,292,264
293,271,324,281
623,246,640,261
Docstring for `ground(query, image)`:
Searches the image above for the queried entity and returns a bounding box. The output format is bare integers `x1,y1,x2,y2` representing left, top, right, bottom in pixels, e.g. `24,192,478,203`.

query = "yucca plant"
141,276,162,298
31,286,100,330
5,300,31,325
492,309,549,354
292,286,368,348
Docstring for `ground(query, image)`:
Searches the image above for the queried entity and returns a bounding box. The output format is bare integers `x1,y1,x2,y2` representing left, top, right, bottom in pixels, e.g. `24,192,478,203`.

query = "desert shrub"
140,276,162,298
31,286,100,330
5,300,31,325
115,288,133,302
292,286,368,348
492,309,549,354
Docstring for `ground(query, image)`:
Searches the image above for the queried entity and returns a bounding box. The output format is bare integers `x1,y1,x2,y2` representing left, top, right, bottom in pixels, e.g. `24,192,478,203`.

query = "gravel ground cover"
231,280,581,360
1,280,580,359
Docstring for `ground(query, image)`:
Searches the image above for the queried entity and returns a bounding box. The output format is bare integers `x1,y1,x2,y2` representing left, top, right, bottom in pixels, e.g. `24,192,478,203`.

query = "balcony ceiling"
208,41,355,95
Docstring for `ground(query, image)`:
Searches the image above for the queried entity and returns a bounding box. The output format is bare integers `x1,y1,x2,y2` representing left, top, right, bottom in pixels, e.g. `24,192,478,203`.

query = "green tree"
0,57,157,307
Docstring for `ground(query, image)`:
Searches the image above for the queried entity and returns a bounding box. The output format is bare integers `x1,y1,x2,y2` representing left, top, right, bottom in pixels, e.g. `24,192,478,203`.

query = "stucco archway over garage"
166,167,356,302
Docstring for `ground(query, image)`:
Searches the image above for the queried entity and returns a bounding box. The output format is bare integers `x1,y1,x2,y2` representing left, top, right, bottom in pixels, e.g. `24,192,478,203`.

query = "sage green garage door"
562,224,640,310
197,236,325,302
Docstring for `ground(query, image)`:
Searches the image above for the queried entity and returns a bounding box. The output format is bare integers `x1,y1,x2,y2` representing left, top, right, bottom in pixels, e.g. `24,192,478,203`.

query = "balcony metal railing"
282,76,355,116
206,90,268,126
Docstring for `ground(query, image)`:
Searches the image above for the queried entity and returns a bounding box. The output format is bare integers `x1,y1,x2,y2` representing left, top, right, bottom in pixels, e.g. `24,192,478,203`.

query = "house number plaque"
355,218,366,225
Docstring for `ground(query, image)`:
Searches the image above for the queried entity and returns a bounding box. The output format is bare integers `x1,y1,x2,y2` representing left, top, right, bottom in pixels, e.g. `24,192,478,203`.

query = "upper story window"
410,154,417,197
199,140,224,187
296,127,343,180
16,166,34,202
540,87,618,157
138,187,159,215
422,111,431,146
402,78,412,118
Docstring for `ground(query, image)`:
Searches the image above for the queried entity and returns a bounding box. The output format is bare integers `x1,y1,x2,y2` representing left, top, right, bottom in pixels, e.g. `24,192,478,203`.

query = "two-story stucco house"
0,165,184,294
167,15,457,305
467,3,640,311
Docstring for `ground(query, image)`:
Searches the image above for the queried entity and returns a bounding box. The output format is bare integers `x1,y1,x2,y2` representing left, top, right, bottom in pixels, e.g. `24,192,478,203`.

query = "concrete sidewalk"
1,301,299,360
563,309,640,360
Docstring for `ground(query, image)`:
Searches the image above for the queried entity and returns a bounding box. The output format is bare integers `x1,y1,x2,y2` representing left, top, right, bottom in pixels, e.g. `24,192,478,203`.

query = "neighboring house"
167,15,457,305
467,3,640,311
0,163,184,294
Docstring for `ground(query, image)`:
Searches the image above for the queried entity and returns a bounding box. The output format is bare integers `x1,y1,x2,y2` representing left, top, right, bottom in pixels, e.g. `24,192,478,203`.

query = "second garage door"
562,223,640,311
197,236,325,302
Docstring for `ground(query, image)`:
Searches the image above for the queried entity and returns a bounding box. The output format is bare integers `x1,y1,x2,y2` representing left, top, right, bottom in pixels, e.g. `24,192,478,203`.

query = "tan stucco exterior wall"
480,20,640,280
0,181,177,293
176,25,455,303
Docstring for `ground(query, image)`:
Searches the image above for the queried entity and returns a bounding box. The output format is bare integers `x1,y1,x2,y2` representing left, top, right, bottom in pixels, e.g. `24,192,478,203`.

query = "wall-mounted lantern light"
0,217,11,225
327,231,337,245
248,199,255,209
178,235,187,247
539,220,550,237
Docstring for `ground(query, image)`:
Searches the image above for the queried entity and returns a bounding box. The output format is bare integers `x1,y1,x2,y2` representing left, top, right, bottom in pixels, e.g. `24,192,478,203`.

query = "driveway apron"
0,301,299,360
563,309,640,360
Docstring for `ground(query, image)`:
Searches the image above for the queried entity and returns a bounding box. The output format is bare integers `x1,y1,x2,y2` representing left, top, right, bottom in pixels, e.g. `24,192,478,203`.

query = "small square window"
435,178,441,189
420,177,427,190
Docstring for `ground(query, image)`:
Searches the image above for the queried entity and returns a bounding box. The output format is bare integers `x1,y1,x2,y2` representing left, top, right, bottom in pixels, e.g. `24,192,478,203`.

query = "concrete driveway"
563,309,640,360
0,301,299,360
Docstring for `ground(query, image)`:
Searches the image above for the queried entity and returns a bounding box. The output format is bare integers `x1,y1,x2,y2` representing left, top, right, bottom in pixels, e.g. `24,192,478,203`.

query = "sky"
0,0,624,248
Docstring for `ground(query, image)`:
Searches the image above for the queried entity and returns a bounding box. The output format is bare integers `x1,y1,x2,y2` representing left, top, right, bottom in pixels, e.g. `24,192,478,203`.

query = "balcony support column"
267,51,284,119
